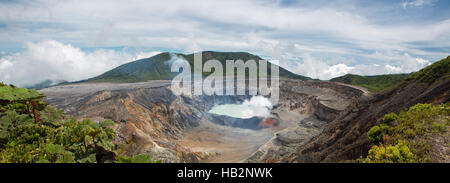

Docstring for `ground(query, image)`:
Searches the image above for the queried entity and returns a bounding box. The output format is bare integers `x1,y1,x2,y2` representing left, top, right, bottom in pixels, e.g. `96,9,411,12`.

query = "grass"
330,73,410,93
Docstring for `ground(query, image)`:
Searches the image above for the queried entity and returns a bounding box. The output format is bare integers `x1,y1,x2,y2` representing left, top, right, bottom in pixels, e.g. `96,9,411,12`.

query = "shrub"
0,85,155,163
363,140,416,163
0,112,117,163
360,103,449,163
382,113,397,125
367,124,389,144
408,103,432,113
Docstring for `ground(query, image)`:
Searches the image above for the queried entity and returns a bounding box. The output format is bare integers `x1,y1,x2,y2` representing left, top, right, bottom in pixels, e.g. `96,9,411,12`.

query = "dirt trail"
332,81,371,96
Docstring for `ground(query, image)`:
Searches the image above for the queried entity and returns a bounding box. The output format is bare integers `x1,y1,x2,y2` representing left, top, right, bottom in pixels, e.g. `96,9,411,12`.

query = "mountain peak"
87,51,310,83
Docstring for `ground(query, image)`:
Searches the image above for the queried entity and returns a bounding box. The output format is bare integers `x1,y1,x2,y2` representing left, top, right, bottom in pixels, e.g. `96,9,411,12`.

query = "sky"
0,0,449,86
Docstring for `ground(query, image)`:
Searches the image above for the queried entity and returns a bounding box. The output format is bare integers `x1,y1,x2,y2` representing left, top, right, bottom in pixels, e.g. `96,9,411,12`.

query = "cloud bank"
0,0,448,83
292,53,431,80
0,40,159,86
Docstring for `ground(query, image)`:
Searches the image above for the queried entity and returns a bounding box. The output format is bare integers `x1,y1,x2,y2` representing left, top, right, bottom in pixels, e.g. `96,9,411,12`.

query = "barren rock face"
40,79,363,162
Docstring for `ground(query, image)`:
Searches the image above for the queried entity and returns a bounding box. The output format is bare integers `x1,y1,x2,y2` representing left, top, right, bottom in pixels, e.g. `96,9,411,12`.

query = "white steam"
208,96,273,119
241,96,273,118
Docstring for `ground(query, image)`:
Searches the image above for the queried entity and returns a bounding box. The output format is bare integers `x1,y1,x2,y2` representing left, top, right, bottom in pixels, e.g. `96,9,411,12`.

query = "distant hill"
330,55,450,93
330,73,410,93
86,51,311,83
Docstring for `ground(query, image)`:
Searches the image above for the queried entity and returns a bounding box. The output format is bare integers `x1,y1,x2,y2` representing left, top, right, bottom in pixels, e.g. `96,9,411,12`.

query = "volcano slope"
285,56,450,162
40,78,362,163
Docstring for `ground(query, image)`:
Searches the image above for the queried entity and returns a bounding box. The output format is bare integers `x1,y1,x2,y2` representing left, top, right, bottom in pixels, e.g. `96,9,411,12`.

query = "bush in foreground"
359,103,449,163
0,84,153,163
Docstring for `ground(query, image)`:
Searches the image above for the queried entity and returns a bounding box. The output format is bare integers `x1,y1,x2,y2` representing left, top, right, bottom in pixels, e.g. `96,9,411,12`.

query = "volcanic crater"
40,78,363,162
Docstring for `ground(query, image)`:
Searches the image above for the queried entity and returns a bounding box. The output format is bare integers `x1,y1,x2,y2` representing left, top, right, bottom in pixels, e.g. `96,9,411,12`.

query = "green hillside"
405,56,450,84
355,56,450,163
86,51,311,83
330,56,450,93
330,73,410,93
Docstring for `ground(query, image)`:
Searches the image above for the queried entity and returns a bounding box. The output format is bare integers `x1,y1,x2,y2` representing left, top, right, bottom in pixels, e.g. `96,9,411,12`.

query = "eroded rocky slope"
40,79,363,162
287,71,450,162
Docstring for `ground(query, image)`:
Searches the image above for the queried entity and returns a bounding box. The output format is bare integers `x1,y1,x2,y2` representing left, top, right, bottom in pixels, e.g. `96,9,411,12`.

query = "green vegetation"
116,154,157,163
331,56,450,93
358,103,449,163
364,140,416,163
406,56,450,84
0,83,154,163
86,51,310,83
381,112,398,125
87,52,174,82
367,123,389,144
330,73,410,93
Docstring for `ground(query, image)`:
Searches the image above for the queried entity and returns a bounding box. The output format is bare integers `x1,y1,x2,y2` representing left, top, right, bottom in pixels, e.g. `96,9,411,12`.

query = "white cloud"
402,0,434,9
0,0,447,83
0,0,448,54
294,54,354,80
294,53,431,80
0,40,436,86
385,65,402,72
135,51,162,60
368,53,431,75
0,40,159,86
323,64,355,79
396,53,431,73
